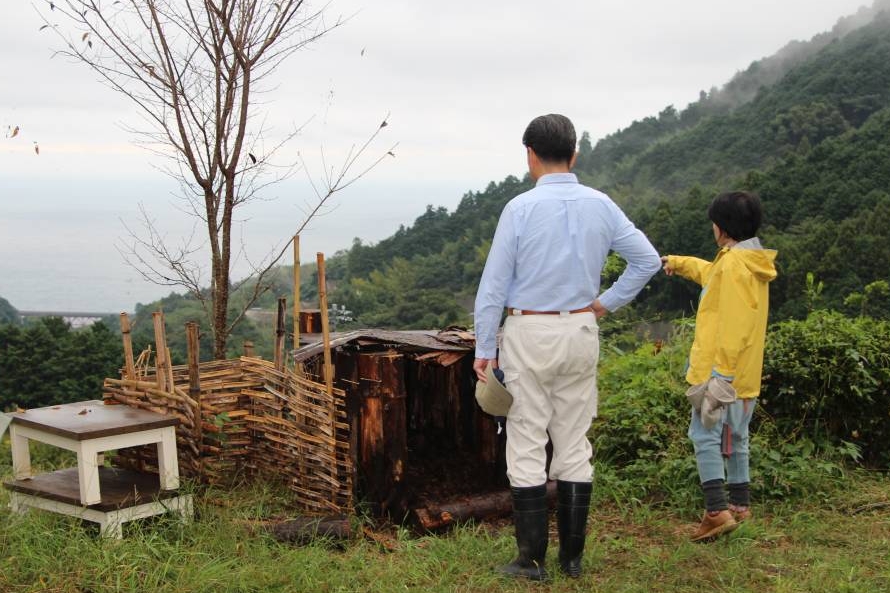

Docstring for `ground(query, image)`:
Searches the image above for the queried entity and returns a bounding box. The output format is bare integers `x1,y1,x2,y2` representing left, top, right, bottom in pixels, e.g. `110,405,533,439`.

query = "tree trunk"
212,262,229,360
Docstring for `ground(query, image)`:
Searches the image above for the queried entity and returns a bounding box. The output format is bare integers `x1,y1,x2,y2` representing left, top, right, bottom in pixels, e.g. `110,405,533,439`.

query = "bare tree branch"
39,0,390,358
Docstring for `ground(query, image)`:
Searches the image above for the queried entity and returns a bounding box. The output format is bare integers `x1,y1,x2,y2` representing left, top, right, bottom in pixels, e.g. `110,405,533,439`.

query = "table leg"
177,495,194,523
157,427,180,490
9,492,29,515
10,425,32,480
99,512,124,539
76,442,102,506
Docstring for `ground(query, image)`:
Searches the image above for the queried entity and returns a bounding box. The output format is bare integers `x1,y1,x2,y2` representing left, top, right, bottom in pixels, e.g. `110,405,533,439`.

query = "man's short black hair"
522,114,576,164
708,191,762,241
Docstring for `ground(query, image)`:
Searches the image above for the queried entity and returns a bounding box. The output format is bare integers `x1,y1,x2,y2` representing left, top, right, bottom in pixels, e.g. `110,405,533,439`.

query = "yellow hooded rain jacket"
667,241,778,399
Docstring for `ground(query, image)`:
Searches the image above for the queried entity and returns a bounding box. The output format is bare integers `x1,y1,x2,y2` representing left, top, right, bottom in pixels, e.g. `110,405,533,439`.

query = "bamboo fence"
103,320,353,515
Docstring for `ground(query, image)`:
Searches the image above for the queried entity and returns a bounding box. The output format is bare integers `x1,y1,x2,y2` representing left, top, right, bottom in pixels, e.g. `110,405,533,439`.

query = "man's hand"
661,256,675,276
473,357,498,381
591,299,608,320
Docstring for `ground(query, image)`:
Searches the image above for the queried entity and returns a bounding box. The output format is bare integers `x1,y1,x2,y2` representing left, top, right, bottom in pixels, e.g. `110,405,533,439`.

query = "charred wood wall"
318,346,506,519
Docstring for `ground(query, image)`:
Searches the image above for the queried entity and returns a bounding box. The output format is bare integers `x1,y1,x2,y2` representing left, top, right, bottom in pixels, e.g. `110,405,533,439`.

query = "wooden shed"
296,329,511,529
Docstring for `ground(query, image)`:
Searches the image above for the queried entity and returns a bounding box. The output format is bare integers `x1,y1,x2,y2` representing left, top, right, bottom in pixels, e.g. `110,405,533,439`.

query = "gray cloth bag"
686,377,738,430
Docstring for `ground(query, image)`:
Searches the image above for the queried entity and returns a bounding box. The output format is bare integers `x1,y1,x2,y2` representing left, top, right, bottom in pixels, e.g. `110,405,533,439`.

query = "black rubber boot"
498,484,549,581
557,480,592,578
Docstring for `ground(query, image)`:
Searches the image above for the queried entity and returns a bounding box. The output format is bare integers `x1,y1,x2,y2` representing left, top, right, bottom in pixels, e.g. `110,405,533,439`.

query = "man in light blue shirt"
473,114,660,580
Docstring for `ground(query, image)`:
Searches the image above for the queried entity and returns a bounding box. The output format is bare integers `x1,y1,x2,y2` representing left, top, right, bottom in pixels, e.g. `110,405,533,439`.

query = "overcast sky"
0,0,870,312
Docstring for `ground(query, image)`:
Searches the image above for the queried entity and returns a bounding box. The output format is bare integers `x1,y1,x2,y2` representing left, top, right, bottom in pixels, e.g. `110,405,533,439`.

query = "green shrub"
594,320,860,510
594,328,704,508
761,310,890,465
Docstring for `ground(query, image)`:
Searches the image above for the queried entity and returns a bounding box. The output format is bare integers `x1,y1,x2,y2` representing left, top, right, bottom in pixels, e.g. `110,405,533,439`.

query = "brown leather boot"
690,510,738,542
728,504,752,523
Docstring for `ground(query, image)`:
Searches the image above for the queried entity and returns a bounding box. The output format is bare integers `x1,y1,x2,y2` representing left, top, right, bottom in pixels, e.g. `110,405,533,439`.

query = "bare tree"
38,0,393,358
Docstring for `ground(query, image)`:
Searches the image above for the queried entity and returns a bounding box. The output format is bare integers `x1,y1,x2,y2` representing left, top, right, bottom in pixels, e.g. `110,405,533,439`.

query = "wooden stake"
166,346,175,390
186,322,201,399
317,251,336,487
317,253,334,397
243,341,255,357
293,235,301,352
119,313,136,380
152,311,169,392
274,297,287,372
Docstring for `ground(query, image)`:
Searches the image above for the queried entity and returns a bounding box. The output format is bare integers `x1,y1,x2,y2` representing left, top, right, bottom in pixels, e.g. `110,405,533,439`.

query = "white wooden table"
4,400,192,537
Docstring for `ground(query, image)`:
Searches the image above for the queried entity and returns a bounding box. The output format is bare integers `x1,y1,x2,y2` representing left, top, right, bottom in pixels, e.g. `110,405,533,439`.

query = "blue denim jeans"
688,398,757,484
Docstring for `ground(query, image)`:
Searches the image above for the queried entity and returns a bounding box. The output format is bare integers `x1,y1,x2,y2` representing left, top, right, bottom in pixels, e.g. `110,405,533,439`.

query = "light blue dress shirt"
473,173,661,359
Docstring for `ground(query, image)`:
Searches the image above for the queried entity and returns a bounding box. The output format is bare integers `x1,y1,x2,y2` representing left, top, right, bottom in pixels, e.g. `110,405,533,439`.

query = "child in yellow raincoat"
662,191,777,542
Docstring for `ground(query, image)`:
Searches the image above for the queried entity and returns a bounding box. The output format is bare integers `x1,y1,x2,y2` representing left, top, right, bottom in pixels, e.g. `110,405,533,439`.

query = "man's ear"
569,151,578,170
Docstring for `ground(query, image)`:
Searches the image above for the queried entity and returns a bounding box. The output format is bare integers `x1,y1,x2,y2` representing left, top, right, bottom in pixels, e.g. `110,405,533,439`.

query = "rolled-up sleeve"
473,207,516,359
597,205,661,312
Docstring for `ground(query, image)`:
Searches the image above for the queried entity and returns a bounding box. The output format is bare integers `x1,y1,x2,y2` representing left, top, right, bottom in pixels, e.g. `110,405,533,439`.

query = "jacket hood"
729,239,777,282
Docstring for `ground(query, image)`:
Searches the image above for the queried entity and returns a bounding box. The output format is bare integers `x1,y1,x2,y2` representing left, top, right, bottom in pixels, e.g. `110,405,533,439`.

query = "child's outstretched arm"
661,255,712,286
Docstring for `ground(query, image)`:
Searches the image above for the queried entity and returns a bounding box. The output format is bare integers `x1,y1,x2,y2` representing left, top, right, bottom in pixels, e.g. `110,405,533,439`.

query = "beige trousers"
500,312,600,487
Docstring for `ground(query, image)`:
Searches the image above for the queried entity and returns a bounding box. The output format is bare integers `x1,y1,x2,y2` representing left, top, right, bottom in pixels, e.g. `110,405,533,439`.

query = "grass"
3,439,890,592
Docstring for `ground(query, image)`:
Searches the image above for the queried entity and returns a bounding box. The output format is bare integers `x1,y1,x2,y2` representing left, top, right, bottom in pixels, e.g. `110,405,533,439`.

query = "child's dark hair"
708,191,762,241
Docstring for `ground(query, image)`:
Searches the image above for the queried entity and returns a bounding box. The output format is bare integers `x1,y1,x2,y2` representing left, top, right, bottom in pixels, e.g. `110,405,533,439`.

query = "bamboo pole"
317,252,336,484
274,297,287,372
293,235,301,351
186,322,201,398
316,253,334,397
119,313,136,380
152,311,169,392
166,346,175,391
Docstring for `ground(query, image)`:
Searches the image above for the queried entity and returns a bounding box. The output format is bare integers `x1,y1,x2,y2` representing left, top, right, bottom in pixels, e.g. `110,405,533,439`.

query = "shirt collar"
535,172,578,186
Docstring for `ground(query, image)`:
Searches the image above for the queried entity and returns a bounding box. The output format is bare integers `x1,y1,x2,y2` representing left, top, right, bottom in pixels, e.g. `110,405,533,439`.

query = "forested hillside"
327,7,890,328
581,1,890,197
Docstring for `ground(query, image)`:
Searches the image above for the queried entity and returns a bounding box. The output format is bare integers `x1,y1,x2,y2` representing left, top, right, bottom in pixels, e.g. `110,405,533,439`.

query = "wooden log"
410,482,558,532
243,341,255,358
268,515,351,543
119,313,136,380
274,297,287,371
